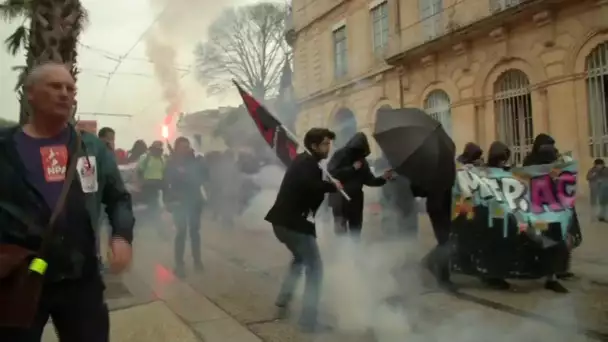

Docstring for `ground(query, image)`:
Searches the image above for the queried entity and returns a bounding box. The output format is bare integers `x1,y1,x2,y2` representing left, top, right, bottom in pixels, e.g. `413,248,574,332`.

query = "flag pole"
233,80,350,201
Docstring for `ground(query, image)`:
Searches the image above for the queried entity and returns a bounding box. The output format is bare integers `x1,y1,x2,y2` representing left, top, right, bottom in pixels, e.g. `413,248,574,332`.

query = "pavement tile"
192,317,263,342
42,302,200,342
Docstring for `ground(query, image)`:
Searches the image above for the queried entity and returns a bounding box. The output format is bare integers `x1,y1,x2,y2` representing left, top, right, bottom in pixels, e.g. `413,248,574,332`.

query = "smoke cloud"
237,167,584,341
143,0,247,115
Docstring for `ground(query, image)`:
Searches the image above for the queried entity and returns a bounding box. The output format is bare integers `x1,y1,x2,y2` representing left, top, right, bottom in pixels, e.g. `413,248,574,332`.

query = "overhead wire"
94,4,171,109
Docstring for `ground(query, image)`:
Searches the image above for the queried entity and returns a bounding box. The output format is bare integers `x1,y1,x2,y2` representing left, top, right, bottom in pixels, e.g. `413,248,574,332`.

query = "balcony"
385,0,566,64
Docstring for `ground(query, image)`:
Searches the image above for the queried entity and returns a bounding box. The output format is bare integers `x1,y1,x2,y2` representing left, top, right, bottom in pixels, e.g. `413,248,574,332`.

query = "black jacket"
163,152,207,205
522,133,557,166
0,125,134,282
265,152,336,236
327,132,386,199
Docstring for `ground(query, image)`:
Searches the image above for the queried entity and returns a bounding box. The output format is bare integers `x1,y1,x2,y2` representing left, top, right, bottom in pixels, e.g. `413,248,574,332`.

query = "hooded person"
522,133,558,166
457,142,483,165
327,132,392,237
487,141,512,169
521,133,581,292
471,141,513,290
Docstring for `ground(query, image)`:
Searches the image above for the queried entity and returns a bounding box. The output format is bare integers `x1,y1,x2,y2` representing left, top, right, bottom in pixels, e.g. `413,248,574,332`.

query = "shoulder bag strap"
37,131,82,258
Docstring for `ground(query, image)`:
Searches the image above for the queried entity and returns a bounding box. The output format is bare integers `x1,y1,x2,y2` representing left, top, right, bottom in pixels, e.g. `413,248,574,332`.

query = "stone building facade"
291,0,608,177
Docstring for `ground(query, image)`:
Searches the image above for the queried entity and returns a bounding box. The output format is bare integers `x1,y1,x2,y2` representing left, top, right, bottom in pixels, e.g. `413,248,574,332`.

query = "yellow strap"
29,258,48,275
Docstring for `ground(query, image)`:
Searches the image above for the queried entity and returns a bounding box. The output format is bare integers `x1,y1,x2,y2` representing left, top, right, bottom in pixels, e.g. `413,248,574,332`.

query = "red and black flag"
233,81,298,167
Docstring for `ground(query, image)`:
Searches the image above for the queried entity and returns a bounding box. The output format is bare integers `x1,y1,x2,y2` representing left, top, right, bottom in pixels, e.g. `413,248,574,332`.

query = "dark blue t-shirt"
13,128,98,281
14,128,70,209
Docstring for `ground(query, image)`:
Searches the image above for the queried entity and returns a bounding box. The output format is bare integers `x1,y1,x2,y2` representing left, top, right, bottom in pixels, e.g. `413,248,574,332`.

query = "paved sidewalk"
42,229,263,342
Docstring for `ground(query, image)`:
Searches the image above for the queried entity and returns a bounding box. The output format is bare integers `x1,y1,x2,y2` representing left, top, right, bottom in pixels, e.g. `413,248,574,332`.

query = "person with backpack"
137,140,166,224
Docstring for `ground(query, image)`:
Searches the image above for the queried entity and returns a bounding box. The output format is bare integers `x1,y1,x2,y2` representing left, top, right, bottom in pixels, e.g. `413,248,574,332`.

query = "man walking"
97,126,115,271
98,127,115,151
0,62,134,341
265,128,341,333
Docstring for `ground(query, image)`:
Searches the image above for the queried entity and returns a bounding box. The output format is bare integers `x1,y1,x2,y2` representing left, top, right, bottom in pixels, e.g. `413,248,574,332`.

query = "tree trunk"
21,0,85,123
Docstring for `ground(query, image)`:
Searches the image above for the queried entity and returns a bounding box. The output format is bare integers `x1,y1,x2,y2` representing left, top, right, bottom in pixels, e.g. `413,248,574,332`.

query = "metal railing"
387,0,528,57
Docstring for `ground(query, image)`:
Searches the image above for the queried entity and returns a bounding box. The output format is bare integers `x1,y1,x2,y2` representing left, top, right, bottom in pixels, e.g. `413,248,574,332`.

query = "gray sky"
0,0,267,149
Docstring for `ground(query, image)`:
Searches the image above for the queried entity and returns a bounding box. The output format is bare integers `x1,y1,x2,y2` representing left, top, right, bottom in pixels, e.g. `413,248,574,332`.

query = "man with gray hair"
0,62,135,341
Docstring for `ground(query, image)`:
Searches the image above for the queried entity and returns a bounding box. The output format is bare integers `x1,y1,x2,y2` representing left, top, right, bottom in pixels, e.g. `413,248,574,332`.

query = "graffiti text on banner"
452,162,577,239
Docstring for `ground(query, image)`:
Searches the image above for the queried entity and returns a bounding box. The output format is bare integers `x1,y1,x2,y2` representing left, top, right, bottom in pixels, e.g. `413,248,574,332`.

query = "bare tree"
194,2,291,100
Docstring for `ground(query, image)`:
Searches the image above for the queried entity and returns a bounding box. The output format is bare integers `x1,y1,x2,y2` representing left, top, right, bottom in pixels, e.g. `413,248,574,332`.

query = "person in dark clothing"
421,186,455,290
127,139,147,163
586,158,608,221
163,137,207,278
486,141,511,169
522,133,557,166
265,128,340,333
0,63,134,341
477,141,513,290
97,127,115,151
376,156,419,238
523,133,579,293
327,132,392,237
457,142,483,165
96,127,116,272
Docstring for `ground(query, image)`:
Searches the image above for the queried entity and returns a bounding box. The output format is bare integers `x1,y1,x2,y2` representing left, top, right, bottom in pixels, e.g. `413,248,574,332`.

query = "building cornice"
385,0,570,66
295,0,351,35
296,65,395,107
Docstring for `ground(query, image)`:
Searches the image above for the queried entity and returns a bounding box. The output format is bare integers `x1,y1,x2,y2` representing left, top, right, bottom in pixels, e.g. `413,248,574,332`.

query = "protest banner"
452,161,577,240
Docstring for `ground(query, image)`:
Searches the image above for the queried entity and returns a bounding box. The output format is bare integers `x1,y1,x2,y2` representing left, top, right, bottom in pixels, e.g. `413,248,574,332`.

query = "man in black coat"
265,128,340,333
327,132,392,237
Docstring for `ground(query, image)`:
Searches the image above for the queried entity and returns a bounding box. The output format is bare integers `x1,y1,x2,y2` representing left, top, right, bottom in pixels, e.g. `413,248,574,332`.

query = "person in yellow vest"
137,140,166,223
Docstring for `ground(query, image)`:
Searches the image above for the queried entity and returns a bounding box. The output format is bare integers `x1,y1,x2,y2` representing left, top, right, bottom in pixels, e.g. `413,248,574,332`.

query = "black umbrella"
373,107,456,194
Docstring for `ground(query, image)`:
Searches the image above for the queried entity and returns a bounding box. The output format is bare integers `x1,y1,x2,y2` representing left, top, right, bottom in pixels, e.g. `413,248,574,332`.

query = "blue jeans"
273,225,322,326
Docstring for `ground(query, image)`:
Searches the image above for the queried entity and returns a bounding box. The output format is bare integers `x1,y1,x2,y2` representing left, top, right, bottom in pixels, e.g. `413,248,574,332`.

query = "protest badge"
452,161,577,240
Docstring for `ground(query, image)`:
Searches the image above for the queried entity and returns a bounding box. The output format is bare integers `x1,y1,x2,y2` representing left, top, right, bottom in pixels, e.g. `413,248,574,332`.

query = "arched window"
586,41,608,158
424,90,452,137
332,108,357,149
494,69,534,165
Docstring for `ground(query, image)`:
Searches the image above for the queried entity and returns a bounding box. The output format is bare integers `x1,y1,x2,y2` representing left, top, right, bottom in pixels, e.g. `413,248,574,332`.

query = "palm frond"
0,0,29,22
4,24,27,55
12,64,27,90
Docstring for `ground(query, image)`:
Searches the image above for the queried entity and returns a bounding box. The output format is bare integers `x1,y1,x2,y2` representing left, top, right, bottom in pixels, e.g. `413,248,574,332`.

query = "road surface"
43,200,608,341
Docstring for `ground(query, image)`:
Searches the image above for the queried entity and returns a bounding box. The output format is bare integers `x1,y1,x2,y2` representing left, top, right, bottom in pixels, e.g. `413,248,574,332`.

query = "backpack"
137,154,164,179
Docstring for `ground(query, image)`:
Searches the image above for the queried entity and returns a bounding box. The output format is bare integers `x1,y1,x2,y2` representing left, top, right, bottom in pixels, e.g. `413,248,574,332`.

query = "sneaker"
274,305,290,320
556,272,575,280
174,265,186,279
545,280,569,293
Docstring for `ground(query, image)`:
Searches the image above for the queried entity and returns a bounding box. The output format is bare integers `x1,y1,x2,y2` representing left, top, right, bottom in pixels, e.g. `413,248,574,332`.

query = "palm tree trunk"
20,0,86,123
